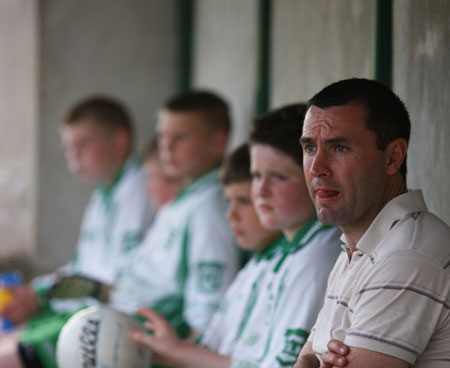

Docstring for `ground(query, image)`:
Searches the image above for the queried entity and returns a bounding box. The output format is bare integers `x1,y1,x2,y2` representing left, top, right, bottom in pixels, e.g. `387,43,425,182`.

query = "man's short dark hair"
163,90,231,133
250,104,307,167
63,96,133,137
308,78,410,181
221,144,251,185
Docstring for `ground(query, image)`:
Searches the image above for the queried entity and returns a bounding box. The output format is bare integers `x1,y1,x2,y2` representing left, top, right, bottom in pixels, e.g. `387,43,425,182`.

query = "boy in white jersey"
0,97,154,368
109,91,240,338
129,105,341,368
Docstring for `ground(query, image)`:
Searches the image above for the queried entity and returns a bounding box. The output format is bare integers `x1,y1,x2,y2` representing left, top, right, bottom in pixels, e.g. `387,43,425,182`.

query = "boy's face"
225,181,275,250
144,156,179,210
157,110,226,182
250,144,316,239
60,119,123,183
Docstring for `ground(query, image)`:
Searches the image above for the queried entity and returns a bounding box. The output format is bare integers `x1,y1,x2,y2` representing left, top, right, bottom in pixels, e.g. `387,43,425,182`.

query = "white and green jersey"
201,236,283,353
70,156,155,285
109,169,240,335
202,219,342,368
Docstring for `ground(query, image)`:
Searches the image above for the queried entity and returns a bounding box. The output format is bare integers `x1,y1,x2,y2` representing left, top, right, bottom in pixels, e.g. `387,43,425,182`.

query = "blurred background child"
108,90,240,339
1,96,155,368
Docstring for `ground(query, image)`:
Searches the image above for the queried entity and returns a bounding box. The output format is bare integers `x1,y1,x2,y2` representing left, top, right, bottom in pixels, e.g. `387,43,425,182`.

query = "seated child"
129,104,342,368
108,90,240,337
0,97,155,368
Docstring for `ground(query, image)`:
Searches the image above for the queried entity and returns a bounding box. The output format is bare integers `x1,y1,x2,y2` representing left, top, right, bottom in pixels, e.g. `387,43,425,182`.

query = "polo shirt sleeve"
345,250,450,365
182,198,240,333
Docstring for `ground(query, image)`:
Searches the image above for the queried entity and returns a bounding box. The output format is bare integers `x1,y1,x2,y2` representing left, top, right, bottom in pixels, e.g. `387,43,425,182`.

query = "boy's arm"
2,285,39,323
129,308,230,368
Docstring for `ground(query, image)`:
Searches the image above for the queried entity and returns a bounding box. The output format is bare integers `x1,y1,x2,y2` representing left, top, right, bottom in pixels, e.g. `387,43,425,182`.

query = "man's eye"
335,145,348,153
252,172,261,179
303,145,316,153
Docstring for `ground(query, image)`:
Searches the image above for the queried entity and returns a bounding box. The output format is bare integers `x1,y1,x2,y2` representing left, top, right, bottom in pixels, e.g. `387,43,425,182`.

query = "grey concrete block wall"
2,0,449,276
0,0,38,274
35,0,177,273
394,0,450,226
193,0,259,149
271,0,375,107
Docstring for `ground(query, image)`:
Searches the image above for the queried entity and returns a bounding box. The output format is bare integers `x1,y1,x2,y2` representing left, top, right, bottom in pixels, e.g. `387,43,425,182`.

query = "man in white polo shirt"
295,78,450,368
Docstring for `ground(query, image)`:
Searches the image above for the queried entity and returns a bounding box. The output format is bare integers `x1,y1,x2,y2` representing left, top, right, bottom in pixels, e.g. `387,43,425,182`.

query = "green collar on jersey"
98,155,140,205
254,235,284,262
175,167,220,202
274,218,332,273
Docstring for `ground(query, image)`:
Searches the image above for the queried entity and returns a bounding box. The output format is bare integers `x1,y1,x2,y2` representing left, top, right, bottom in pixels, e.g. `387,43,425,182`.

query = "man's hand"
321,340,349,367
128,307,181,364
1,285,39,323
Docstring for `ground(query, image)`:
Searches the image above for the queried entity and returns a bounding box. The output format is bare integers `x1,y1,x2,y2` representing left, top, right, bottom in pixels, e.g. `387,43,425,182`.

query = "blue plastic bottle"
0,271,22,331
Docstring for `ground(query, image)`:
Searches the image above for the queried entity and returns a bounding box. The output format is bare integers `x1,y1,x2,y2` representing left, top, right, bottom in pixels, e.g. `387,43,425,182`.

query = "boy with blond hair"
109,90,240,337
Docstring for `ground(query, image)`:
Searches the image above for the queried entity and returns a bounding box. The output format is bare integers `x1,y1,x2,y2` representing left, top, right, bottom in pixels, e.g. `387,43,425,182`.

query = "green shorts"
19,307,82,368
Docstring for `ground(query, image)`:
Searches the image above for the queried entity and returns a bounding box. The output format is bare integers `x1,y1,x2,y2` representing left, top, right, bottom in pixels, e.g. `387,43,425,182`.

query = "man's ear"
385,138,408,176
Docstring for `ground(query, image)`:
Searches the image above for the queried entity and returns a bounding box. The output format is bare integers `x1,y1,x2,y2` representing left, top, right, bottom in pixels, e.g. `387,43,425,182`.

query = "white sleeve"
183,198,240,333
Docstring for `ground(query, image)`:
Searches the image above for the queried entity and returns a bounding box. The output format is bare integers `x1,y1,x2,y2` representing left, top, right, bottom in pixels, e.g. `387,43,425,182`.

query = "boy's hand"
321,339,349,367
128,307,181,363
2,285,39,323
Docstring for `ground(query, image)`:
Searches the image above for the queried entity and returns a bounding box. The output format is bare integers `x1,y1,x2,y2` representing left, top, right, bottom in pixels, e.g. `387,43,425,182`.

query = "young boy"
129,104,342,367
0,96,155,367
128,143,281,367
108,90,240,337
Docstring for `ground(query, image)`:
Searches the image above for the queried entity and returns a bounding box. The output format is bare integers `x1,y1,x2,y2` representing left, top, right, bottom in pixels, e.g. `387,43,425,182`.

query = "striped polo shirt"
309,190,450,367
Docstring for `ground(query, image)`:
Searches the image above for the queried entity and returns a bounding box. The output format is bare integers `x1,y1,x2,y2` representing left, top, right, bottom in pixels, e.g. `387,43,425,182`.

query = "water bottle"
0,271,22,331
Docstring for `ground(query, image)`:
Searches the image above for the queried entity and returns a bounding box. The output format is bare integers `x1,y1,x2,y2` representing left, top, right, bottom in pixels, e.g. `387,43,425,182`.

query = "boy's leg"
0,327,25,368
18,307,79,368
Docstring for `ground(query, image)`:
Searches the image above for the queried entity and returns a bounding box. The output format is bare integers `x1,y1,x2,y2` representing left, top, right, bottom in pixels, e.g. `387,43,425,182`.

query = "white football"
56,306,151,368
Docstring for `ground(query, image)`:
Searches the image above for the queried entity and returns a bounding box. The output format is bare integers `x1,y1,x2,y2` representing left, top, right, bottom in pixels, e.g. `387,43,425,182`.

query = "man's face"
60,120,121,183
225,181,275,251
301,103,388,232
250,144,315,239
157,110,221,181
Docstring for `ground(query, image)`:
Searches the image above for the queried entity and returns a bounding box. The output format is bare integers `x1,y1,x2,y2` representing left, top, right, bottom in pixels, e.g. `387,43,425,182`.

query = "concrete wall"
193,0,259,149
0,0,38,274
271,0,375,107
1,0,448,275
35,0,177,273
394,0,450,225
